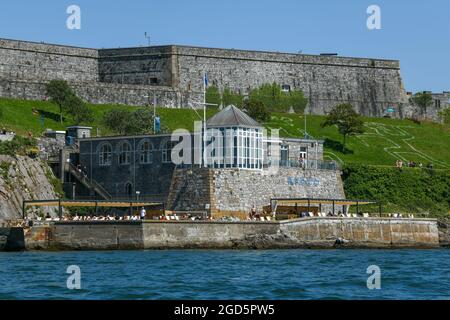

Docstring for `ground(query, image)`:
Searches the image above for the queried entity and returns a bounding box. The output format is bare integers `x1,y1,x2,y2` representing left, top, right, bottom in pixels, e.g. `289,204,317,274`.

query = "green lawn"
267,113,450,169
0,97,218,136
1,97,449,168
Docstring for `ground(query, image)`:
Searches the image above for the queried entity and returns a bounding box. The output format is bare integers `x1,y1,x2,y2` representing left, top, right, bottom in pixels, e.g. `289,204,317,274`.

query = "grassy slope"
0,97,219,136
1,97,449,169
267,113,450,169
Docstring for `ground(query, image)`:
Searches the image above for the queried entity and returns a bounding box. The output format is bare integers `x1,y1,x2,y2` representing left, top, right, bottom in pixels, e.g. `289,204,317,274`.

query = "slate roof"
206,105,262,128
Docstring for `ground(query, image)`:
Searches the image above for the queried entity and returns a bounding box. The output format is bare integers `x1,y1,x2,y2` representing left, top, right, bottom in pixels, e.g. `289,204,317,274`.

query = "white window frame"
161,139,174,164
99,143,112,166
118,141,132,165
139,140,154,164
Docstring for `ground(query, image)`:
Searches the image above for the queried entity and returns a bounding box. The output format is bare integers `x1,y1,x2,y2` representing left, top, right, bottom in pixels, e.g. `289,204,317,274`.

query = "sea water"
0,249,448,300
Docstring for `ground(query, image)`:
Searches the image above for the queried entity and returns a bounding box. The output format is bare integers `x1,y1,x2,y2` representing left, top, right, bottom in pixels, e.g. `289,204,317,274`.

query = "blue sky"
0,0,448,92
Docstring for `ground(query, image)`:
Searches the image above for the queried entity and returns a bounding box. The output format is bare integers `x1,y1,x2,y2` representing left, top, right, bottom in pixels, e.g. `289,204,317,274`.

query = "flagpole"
304,111,307,139
153,93,156,133
203,73,207,168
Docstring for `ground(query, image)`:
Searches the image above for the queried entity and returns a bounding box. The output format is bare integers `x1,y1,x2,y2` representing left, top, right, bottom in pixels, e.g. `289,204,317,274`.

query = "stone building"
404,91,450,122
0,37,438,118
66,106,343,215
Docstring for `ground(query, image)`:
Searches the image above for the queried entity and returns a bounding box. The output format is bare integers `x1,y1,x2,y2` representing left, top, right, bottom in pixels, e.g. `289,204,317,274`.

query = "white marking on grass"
323,151,344,164
358,122,449,168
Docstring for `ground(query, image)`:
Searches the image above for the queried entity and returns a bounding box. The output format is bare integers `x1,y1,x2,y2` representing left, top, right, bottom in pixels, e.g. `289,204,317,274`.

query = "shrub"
103,108,166,135
248,83,308,113
205,86,221,107
0,161,11,180
222,88,244,107
102,109,133,135
342,164,450,216
244,99,271,122
0,136,37,156
45,166,64,197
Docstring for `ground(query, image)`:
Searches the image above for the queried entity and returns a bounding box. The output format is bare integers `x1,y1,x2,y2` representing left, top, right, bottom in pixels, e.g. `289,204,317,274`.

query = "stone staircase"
68,163,112,200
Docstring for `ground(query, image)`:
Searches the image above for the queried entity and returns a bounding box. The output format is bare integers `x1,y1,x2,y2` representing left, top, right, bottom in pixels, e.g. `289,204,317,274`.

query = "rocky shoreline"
437,219,450,247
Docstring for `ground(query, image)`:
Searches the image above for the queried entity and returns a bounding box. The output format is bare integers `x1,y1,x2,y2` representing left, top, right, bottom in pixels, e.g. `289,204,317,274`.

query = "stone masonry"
167,167,345,213
1,37,444,119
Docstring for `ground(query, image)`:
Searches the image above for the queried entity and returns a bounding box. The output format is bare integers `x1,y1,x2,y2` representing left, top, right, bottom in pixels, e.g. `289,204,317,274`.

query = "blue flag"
154,116,161,134
204,73,208,87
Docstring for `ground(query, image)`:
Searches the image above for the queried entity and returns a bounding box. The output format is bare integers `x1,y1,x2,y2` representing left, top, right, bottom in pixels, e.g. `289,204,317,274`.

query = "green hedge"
342,164,450,216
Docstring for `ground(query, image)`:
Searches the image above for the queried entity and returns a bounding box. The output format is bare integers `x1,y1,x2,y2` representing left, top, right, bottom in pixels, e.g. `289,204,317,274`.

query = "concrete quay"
15,217,441,251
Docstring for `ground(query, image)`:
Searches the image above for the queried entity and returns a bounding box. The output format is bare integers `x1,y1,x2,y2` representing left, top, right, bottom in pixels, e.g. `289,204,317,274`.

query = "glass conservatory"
204,105,264,170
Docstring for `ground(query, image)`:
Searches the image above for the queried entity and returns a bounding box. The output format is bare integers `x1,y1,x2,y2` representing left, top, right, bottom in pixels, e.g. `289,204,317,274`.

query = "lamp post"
132,191,140,217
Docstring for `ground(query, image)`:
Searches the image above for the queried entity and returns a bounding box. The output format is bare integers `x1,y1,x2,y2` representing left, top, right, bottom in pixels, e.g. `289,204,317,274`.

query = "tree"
205,86,221,107
286,89,308,114
249,83,281,111
103,109,133,135
102,108,162,135
248,83,308,113
65,94,93,125
244,99,270,122
438,106,450,125
222,88,243,107
132,108,154,134
411,92,433,115
46,80,77,123
321,104,365,149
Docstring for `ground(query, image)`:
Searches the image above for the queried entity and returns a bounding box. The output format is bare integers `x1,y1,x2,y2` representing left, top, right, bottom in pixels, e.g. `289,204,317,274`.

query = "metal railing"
174,160,340,171
270,159,340,171
68,163,112,200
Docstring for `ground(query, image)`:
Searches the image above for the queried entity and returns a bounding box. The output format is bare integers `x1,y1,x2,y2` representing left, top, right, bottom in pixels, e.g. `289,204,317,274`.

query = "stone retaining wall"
167,167,346,213
23,218,440,250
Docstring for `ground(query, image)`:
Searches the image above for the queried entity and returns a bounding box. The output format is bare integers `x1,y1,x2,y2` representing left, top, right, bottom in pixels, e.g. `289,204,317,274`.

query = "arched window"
125,182,133,199
98,143,112,166
161,139,175,164
118,141,132,165
139,140,154,164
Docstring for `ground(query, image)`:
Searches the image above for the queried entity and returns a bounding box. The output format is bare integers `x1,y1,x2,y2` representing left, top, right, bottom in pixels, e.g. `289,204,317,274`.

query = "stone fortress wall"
0,39,203,108
167,167,345,213
0,38,446,119
173,46,407,117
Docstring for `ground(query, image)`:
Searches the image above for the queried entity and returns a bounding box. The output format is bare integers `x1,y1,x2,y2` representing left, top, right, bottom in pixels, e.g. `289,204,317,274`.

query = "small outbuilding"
66,126,92,139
